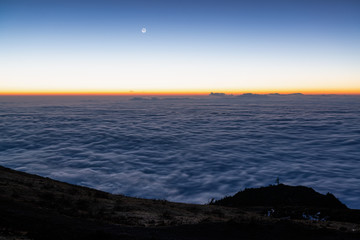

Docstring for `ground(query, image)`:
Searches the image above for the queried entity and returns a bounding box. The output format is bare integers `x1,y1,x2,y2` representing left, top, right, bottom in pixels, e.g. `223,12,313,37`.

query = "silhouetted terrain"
213,184,360,223
1,165,360,239
214,184,347,208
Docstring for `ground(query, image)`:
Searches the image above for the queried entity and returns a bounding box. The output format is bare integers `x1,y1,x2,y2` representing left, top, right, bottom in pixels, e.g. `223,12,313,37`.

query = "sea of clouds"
0,95,359,208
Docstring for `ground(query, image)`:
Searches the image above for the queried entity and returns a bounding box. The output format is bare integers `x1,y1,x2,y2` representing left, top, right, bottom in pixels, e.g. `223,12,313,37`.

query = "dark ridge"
1,165,360,240
209,92,226,96
213,184,347,209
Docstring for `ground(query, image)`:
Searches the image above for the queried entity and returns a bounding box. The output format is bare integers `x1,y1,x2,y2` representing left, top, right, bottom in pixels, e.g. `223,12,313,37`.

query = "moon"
141,27,146,33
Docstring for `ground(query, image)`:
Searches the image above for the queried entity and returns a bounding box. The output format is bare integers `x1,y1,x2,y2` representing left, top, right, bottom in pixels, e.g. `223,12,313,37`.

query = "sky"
0,0,360,94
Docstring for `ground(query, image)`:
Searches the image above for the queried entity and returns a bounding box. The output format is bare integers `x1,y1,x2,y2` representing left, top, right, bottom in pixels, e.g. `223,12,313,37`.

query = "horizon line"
1,91,360,96
1,88,360,96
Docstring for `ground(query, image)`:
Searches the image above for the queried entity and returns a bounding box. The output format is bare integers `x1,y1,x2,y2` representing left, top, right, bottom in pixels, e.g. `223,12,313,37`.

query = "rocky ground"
1,165,360,239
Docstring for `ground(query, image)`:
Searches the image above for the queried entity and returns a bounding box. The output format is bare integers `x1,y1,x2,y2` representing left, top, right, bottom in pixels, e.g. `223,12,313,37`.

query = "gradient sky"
1,0,360,94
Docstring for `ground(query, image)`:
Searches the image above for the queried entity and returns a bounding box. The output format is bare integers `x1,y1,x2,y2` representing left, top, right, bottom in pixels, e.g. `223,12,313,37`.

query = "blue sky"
1,0,360,93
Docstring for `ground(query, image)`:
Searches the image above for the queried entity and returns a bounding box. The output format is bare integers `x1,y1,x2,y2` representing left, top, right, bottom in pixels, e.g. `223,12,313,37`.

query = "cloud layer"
0,95,359,208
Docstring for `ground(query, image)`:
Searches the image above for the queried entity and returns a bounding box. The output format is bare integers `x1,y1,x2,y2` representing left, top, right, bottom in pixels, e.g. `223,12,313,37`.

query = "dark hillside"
213,184,360,223
1,166,360,240
213,184,347,208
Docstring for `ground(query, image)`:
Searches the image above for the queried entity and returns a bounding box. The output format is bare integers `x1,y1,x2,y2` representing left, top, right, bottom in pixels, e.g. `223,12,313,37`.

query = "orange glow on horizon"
1,89,360,96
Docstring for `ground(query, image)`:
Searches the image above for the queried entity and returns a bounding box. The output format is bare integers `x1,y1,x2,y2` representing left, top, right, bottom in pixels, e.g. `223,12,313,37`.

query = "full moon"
141,27,146,33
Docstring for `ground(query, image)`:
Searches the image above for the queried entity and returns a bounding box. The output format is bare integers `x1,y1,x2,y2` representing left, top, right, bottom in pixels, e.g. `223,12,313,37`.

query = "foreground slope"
0,165,360,240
